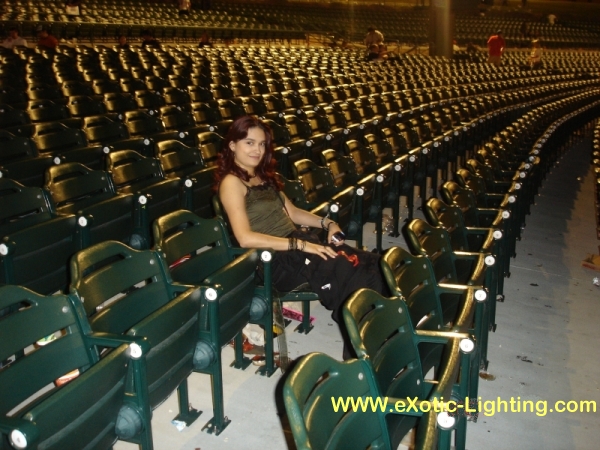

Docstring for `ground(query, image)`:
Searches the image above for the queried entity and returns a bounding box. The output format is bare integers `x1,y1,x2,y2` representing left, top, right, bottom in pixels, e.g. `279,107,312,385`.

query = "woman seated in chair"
216,116,387,358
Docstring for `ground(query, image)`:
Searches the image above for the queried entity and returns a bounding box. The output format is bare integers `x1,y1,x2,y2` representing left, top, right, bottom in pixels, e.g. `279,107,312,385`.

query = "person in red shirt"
37,27,59,50
487,30,505,66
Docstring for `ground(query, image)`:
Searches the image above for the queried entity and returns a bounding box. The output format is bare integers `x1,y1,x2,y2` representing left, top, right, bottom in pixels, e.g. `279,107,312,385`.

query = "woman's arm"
283,194,345,246
219,176,338,259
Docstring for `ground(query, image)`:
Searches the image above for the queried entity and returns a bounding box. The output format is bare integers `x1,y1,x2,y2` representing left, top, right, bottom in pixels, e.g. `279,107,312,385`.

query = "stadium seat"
343,288,474,450
45,162,145,248
155,139,216,218
106,149,191,241
0,285,153,450
69,240,212,429
152,211,277,401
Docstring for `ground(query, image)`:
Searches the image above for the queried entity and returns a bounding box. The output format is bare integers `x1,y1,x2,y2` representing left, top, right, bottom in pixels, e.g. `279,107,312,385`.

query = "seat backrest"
0,131,38,164
0,285,148,450
70,240,178,332
27,99,70,123
45,162,117,212
380,246,445,333
0,178,55,235
343,288,430,399
424,197,470,251
0,194,80,293
344,139,378,176
0,103,30,128
440,180,480,226
33,122,87,153
363,133,394,165
283,352,393,450
68,95,107,118
196,131,223,166
160,105,195,131
293,158,337,205
404,218,459,284
83,114,130,144
156,139,205,177
321,149,358,189
124,110,165,136
107,149,165,193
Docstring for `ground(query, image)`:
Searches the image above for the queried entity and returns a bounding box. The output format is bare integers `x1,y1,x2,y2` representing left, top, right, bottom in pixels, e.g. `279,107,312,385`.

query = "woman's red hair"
214,115,282,191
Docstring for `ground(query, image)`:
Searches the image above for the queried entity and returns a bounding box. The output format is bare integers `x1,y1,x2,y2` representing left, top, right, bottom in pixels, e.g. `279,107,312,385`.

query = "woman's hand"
303,241,338,260
327,222,345,246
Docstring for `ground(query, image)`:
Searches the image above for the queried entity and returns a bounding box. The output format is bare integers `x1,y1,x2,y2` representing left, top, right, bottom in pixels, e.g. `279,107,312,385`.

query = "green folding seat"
106,149,191,241
61,80,94,97
0,285,153,450
26,83,64,102
424,197,505,300
134,89,166,111
0,180,81,294
69,241,214,432
284,352,441,450
103,92,138,115
67,95,107,118
0,103,30,128
441,179,515,277
292,158,364,245
83,114,130,145
120,77,147,94
162,86,191,106
27,99,70,124
45,162,146,248
0,178,58,236
33,122,87,155
380,246,488,397
343,288,475,450
403,218,497,362
155,139,216,218
149,212,274,434
195,130,223,166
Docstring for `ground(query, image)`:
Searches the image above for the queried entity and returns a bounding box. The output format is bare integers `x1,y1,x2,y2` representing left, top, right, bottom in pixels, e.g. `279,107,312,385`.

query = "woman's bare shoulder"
219,174,246,196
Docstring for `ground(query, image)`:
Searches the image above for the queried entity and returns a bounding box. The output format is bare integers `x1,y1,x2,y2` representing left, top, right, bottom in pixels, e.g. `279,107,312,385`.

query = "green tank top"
245,185,296,238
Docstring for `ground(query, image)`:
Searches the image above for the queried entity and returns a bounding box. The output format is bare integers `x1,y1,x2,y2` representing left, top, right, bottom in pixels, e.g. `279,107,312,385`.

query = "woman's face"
229,127,266,174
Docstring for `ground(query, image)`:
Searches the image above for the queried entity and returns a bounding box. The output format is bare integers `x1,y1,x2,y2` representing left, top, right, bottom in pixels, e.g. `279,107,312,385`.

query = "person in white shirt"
548,13,557,25
364,27,384,49
1,28,27,49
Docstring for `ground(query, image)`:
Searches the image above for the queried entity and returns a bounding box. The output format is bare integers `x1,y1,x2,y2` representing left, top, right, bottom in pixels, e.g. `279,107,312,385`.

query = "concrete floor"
114,135,600,450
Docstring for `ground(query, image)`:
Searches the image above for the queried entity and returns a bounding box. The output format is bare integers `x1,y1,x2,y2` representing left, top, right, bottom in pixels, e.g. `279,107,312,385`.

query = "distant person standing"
487,30,505,66
1,28,27,48
548,13,557,25
364,27,384,49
